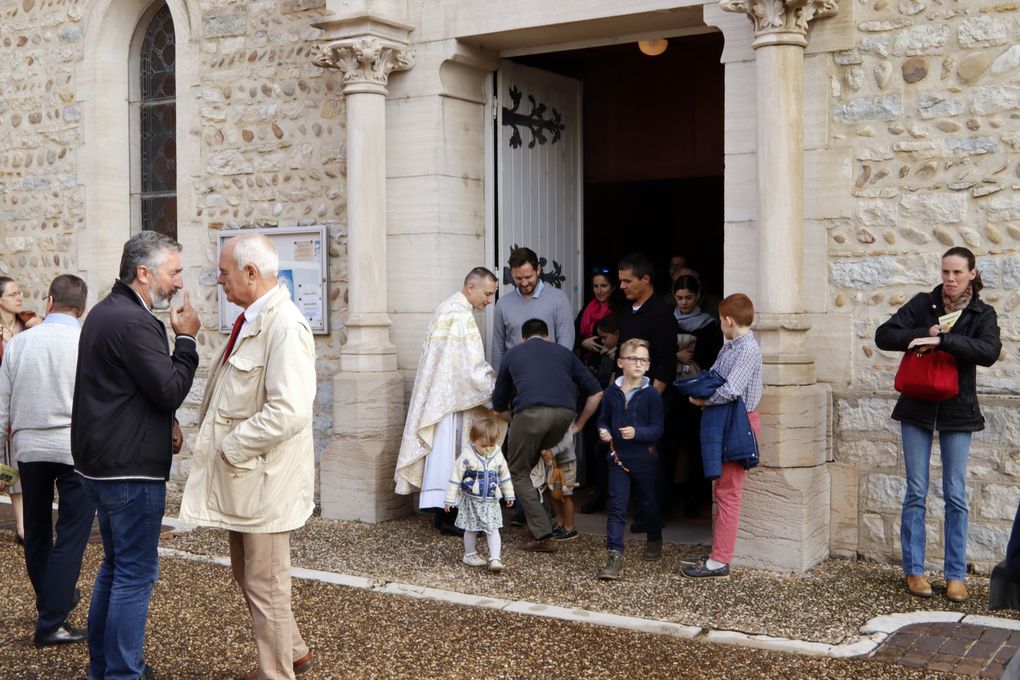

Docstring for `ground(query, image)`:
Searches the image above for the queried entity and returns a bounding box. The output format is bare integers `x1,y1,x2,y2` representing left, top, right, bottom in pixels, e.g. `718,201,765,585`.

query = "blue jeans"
901,423,972,580
606,449,662,553
81,479,165,680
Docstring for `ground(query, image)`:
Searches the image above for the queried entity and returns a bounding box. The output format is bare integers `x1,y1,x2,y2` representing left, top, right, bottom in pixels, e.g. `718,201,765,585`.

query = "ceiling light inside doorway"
638,39,668,56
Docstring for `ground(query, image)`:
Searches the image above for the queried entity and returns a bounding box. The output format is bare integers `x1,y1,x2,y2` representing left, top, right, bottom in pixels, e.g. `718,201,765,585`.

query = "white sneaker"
462,553,485,567
488,558,504,572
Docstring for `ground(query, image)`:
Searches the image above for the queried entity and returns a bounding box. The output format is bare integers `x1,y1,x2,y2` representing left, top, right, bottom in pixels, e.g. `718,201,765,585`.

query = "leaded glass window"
138,6,177,238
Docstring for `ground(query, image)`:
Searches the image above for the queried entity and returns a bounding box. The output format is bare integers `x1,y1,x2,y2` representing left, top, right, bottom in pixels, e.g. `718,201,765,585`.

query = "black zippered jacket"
875,285,1001,432
71,281,199,479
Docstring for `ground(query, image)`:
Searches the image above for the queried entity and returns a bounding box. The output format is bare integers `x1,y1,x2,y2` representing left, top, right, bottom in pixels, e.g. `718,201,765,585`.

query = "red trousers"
709,410,760,565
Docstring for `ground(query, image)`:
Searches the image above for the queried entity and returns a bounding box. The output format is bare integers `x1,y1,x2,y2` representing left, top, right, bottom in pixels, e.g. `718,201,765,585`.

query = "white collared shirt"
239,286,279,334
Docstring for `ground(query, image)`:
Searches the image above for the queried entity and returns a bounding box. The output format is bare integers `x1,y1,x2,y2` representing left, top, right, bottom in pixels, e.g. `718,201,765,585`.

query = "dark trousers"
654,387,677,513
507,406,575,539
19,461,96,635
606,449,662,553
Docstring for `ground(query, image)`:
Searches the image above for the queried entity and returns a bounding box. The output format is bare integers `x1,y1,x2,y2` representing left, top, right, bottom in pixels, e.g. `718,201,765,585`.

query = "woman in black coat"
875,247,1001,603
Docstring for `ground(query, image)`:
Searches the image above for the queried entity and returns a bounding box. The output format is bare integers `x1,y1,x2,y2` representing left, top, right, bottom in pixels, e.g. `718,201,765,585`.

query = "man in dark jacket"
493,318,603,552
617,253,678,522
72,231,200,680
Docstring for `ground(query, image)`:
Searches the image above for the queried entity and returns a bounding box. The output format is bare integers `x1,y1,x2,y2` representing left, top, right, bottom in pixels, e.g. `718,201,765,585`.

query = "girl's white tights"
464,530,501,560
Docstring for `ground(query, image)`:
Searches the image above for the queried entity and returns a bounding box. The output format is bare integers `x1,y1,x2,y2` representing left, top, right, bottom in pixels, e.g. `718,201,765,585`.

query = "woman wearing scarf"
574,268,618,372
876,247,1001,603
672,275,723,377
669,275,724,518
573,269,618,512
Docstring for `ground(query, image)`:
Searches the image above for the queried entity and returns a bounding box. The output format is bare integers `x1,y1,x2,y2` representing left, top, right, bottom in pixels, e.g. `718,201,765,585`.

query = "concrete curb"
704,629,889,658
157,546,703,639
155,540,1020,661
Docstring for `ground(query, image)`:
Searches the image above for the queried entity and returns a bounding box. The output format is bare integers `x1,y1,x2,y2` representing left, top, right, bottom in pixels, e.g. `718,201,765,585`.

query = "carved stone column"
315,27,415,522
720,0,838,572
317,37,414,372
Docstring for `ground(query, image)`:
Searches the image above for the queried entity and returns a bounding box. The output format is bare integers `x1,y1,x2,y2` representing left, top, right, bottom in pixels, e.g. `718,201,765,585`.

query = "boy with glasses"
596,338,664,579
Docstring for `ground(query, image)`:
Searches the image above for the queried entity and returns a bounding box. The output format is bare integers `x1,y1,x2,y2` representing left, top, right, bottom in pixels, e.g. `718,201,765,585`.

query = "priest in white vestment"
395,268,501,515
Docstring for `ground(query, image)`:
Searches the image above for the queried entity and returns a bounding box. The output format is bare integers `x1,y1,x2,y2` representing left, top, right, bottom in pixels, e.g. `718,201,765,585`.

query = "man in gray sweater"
0,274,95,647
491,246,575,372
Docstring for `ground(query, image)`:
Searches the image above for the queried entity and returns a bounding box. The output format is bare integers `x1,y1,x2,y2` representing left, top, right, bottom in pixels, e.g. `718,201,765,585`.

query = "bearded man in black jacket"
71,231,201,680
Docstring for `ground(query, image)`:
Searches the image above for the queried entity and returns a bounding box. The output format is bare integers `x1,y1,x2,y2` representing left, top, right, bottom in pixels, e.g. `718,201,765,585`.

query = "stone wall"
180,0,347,489
828,0,1020,572
0,0,85,322
0,0,349,491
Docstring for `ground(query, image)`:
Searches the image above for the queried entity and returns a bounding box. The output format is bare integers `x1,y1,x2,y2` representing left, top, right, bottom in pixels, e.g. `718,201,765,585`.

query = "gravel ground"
0,539,966,679
162,507,1019,646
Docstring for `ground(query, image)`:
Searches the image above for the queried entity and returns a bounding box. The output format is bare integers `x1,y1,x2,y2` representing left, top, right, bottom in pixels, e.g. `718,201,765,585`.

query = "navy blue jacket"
493,337,601,413
597,379,663,461
700,397,759,480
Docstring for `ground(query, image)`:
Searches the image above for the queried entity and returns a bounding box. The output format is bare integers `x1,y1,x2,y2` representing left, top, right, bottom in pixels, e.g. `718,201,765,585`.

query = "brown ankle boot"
946,579,968,602
906,575,932,597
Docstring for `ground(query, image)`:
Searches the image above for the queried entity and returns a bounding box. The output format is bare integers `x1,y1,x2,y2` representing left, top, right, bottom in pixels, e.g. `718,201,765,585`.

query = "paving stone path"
870,622,1020,678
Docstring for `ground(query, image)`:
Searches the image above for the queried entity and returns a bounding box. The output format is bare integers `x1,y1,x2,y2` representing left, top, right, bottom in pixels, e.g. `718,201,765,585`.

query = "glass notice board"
216,226,329,334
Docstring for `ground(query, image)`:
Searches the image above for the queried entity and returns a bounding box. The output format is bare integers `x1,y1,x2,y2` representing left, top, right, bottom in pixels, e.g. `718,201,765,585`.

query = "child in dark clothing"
596,338,664,580
579,313,620,515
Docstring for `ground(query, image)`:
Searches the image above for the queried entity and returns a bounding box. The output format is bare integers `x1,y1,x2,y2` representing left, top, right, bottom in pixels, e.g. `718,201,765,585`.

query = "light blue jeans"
900,422,972,580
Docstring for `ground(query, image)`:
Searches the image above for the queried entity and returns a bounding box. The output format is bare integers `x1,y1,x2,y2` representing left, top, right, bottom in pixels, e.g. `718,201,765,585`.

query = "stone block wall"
182,0,347,488
828,0,1020,572
0,0,85,319
0,0,350,491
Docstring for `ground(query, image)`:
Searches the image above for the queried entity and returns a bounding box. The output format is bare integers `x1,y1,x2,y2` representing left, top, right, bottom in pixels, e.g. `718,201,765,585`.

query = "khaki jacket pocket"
218,355,266,419
208,457,266,520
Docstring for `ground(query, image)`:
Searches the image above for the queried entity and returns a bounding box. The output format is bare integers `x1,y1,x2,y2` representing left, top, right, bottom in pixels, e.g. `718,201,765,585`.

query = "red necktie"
221,313,245,366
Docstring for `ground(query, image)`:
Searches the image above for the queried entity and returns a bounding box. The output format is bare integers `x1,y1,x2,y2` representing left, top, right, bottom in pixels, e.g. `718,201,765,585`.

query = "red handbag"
894,349,958,401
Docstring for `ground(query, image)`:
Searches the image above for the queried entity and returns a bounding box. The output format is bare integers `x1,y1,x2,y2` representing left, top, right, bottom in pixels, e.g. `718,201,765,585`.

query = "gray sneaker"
598,550,624,580
642,540,662,561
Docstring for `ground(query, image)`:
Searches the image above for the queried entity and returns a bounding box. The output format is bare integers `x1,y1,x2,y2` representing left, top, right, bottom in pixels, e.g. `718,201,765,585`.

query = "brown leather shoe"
946,579,969,602
523,537,558,552
238,650,314,680
906,575,932,597
294,650,314,675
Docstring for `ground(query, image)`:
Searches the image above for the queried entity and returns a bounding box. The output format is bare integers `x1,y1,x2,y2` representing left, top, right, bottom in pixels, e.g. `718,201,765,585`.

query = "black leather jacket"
875,285,1001,432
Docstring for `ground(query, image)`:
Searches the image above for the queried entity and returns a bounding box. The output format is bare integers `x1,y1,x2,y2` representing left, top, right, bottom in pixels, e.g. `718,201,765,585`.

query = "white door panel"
494,61,583,315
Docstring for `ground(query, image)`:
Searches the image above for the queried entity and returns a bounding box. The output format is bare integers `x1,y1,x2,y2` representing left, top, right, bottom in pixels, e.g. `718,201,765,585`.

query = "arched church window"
135,5,177,238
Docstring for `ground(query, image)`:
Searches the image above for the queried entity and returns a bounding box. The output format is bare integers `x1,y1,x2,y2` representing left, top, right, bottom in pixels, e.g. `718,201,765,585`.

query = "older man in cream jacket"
180,234,316,680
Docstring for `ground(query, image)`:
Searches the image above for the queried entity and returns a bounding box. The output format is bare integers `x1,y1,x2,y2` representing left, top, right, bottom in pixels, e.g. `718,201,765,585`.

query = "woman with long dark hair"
669,275,724,517
875,247,1002,602
575,268,618,371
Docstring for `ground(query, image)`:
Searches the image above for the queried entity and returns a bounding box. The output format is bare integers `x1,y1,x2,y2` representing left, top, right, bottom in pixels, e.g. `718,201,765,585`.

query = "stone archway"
76,0,200,302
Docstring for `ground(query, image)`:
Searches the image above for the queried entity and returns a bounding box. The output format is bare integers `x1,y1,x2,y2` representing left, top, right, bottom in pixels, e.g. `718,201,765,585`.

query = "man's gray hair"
233,234,279,279
119,231,182,284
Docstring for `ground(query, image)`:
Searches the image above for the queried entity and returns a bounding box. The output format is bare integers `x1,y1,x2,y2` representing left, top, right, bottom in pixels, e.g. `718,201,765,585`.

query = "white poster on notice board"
217,226,329,334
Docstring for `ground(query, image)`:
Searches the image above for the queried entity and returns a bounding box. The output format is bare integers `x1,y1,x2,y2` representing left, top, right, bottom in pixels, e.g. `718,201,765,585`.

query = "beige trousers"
229,530,308,680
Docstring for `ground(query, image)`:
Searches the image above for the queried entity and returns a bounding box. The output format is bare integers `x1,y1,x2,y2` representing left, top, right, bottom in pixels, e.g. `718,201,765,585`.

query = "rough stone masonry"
829,0,1020,573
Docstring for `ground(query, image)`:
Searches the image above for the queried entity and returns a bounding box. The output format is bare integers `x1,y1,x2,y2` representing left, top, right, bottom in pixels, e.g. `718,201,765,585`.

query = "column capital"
315,36,415,93
720,0,839,48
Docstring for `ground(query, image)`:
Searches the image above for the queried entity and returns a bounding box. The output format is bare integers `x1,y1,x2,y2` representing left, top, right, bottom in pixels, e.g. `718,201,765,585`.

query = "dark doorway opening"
513,32,725,294
512,32,725,528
